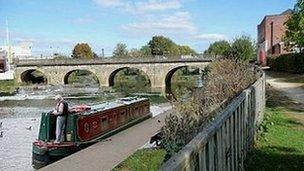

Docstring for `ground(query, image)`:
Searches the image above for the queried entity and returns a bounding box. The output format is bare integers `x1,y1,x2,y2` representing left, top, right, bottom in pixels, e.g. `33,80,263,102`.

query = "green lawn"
0,79,18,94
113,148,166,171
245,93,304,170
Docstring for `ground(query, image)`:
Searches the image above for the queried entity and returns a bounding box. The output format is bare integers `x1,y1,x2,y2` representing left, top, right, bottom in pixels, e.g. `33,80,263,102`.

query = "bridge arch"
108,67,151,91
109,67,128,87
165,65,202,99
63,69,99,85
20,69,48,84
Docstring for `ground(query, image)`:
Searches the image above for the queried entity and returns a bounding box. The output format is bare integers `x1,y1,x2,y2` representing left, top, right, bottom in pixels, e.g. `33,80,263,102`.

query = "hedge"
267,53,304,74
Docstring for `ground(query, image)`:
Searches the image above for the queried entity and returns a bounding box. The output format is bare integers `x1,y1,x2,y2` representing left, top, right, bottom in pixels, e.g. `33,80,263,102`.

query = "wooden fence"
160,72,266,171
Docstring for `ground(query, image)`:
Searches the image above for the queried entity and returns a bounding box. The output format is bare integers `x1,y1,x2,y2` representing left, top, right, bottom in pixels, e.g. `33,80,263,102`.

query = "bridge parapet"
14,57,213,66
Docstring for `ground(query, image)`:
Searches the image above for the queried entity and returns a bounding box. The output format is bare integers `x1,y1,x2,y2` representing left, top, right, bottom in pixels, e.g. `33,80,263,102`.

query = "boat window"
135,107,139,116
84,123,90,133
112,114,117,125
101,117,108,130
120,110,126,122
145,106,149,113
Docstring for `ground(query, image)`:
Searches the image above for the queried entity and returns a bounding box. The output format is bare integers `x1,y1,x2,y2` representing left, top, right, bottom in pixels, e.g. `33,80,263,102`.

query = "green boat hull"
32,113,151,169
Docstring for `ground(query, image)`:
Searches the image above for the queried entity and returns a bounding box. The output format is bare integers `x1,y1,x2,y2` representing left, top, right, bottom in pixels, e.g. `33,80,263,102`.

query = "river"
0,85,168,171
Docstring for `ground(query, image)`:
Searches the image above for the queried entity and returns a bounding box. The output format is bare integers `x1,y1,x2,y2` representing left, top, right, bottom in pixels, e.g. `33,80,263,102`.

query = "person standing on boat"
52,95,69,144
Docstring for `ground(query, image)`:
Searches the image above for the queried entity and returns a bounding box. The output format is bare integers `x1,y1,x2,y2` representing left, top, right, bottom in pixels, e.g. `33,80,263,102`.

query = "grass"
112,148,167,171
245,86,304,171
0,79,18,94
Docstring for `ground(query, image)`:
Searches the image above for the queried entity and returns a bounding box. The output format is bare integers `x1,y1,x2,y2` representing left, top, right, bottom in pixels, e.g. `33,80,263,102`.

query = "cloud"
72,16,94,24
92,0,124,7
122,11,196,36
194,34,228,41
93,0,196,37
0,30,6,43
93,0,182,13
132,0,182,12
14,38,37,43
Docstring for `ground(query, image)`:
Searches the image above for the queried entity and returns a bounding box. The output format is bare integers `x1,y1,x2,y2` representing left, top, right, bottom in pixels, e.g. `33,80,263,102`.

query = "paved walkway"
41,105,171,171
266,71,304,103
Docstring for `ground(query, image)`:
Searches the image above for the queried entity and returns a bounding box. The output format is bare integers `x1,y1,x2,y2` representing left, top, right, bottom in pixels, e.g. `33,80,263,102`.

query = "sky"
0,0,296,56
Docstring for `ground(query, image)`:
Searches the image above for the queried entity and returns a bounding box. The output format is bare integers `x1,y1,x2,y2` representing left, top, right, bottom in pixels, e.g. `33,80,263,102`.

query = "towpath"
266,71,304,103
40,103,171,171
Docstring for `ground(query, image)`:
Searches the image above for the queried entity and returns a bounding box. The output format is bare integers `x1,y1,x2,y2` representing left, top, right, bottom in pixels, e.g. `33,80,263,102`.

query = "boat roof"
81,97,148,115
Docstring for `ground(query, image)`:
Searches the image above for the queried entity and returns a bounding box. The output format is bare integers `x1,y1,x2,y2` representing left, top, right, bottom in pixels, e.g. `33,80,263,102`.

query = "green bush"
0,79,19,95
162,59,257,156
268,53,304,73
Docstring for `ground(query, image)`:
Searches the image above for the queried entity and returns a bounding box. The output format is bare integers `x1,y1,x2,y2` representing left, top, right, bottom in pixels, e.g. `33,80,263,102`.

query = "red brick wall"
258,13,291,55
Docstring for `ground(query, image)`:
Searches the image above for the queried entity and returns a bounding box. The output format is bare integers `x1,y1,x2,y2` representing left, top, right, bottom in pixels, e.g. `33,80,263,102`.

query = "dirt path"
266,71,304,124
266,71,304,103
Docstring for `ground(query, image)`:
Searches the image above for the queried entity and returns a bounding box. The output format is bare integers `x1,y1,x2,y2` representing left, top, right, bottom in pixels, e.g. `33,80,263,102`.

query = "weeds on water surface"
162,59,258,156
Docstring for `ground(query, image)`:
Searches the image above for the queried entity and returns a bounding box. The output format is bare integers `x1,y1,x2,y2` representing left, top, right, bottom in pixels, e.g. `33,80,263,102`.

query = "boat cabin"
32,97,151,169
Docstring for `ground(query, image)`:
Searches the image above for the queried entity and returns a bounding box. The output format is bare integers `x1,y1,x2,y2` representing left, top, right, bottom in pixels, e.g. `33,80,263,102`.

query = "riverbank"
0,83,168,106
245,86,304,170
0,79,19,96
245,72,304,170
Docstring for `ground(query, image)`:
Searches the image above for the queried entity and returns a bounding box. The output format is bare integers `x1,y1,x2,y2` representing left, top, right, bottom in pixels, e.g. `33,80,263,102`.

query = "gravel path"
266,71,304,103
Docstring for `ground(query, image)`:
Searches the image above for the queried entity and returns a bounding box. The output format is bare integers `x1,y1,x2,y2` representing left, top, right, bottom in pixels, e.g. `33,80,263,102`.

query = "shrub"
162,59,257,156
72,43,94,59
230,35,256,62
267,53,304,73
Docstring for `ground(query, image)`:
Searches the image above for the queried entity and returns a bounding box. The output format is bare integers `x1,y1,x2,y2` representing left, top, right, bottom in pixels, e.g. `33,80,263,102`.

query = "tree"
72,43,93,59
140,45,152,56
204,40,231,57
285,0,304,52
129,48,142,58
148,36,179,56
113,43,128,58
178,45,197,56
230,35,256,61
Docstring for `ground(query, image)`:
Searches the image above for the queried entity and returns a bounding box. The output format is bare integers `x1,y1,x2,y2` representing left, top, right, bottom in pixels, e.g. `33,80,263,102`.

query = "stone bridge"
14,58,212,93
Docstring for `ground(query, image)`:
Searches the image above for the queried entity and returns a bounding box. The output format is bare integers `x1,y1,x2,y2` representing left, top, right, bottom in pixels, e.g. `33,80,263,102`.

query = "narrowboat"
32,97,151,169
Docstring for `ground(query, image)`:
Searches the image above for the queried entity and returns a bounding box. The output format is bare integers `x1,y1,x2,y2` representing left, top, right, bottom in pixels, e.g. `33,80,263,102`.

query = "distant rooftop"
280,9,293,15
265,9,293,18
258,9,293,26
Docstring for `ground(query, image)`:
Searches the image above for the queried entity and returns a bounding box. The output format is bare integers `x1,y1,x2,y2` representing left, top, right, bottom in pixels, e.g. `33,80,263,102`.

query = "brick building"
257,9,293,64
